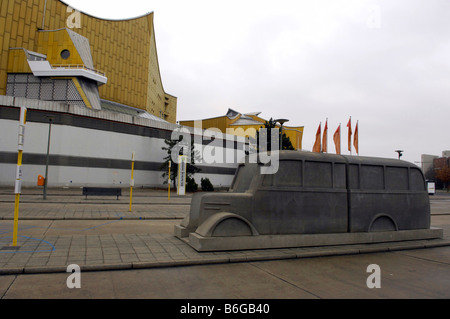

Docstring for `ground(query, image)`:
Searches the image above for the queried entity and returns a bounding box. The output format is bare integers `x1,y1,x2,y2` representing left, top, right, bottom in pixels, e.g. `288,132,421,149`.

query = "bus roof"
255,151,420,169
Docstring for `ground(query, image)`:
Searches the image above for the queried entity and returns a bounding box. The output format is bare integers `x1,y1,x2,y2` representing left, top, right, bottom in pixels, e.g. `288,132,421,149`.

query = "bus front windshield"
231,164,259,193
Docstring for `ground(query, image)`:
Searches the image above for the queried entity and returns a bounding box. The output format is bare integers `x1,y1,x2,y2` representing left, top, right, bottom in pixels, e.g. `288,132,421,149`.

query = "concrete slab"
0,220,179,237
248,248,450,299
0,275,15,297
187,228,444,252
2,247,450,299
0,188,448,279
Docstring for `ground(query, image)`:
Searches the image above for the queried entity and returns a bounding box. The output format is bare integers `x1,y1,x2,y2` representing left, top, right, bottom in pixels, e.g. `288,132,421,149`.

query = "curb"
1,239,449,275
0,216,184,221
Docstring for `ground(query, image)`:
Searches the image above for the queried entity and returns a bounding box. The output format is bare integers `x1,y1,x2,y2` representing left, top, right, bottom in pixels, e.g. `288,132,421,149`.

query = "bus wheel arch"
369,214,398,232
195,212,259,237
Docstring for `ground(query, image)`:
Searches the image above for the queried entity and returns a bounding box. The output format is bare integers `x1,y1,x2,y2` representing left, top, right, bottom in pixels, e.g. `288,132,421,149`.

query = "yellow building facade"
180,109,304,150
0,0,177,122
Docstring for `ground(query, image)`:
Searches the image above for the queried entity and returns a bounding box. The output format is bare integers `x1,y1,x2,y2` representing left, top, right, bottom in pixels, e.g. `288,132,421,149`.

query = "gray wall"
0,96,244,189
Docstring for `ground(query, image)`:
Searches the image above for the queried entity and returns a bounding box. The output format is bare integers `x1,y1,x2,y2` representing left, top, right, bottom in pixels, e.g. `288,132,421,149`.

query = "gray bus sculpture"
175,151,442,251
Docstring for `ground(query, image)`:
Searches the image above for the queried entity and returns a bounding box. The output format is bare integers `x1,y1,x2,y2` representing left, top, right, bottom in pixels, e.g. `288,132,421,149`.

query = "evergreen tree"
160,136,201,189
255,118,295,152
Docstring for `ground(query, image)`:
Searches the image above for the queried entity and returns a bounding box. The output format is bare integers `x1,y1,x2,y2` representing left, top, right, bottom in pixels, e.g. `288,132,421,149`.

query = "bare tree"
435,166,450,192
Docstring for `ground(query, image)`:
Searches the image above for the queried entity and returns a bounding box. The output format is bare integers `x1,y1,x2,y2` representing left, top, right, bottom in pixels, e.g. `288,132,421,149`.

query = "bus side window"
334,163,346,189
410,168,426,191
361,165,384,190
274,161,302,187
304,161,332,188
385,167,408,190
348,164,359,189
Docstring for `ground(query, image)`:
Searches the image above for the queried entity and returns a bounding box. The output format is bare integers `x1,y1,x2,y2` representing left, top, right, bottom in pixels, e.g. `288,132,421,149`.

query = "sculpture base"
181,228,443,252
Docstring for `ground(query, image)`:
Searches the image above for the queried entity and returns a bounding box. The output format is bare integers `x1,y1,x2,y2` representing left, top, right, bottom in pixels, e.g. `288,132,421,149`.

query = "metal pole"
275,119,289,151
168,161,171,201
12,107,27,247
129,152,135,212
42,0,48,29
280,124,283,150
43,118,52,200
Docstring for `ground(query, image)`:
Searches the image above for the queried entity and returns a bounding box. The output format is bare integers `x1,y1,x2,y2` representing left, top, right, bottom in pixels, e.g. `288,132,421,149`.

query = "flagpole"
357,121,359,156
323,118,328,153
352,120,359,156
319,121,322,153
338,123,341,155
348,117,352,156
313,122,321,153
339,123,341,155
350,117,352,156
333,123,341,155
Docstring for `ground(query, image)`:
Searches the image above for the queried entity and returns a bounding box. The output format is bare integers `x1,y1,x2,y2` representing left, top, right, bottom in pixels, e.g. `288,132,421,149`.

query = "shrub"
186,176,198,192
201,177,214,192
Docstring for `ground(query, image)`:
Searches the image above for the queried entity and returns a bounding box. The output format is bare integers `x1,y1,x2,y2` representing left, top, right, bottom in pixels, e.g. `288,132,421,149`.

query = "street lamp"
43,116,54,200
395,150,404,160
275,119,289,150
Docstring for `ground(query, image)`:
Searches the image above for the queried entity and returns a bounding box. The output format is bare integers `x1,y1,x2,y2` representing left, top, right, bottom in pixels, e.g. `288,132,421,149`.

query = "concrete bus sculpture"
175,151,443,251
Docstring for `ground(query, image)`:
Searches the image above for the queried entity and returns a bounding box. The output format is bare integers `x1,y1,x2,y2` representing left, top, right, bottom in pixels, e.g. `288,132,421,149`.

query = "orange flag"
333,124,341,155
353,121,359,155
322,119,328,153
312,123,321,153
347,117,352,152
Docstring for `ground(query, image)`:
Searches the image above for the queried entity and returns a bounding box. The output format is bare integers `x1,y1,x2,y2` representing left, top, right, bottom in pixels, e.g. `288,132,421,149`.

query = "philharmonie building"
0,0,240,188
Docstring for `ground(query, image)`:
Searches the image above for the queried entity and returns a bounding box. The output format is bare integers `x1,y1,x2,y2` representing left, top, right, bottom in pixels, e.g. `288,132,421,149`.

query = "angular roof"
230,115,264,126
226,108,240,120
66,28,94,69
226,108,262,121
100,99,169,123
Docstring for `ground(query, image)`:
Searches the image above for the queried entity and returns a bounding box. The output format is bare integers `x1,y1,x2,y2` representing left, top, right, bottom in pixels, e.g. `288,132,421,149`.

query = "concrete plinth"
186,228,444,252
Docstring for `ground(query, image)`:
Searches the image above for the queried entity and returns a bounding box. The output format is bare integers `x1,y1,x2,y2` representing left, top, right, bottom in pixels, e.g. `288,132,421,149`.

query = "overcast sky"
64,0,450,164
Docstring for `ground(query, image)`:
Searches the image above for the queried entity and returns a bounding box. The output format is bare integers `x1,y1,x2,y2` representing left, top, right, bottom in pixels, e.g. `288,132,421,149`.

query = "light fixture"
275,119,289,150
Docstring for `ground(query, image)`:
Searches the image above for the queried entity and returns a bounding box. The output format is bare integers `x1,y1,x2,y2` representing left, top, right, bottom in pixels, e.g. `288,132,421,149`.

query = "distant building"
421,154,438,180
0,0,177,123
1,1,244,189
180,108,304,150
421,151,450,189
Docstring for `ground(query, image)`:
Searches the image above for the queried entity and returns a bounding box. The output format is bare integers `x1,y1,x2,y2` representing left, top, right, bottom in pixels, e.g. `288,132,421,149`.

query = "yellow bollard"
12,194,20,247
13,107,27,247
129,152,135,212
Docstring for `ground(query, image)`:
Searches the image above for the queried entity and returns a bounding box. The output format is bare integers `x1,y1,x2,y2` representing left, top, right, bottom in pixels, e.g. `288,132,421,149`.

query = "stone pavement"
0,188,449,275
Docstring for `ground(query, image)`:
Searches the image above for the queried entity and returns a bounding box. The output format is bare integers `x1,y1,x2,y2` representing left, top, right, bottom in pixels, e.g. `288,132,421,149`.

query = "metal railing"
51,64,106,77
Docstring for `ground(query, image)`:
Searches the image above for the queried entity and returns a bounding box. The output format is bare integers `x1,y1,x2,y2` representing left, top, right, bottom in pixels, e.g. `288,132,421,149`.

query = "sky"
63,0,450,165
